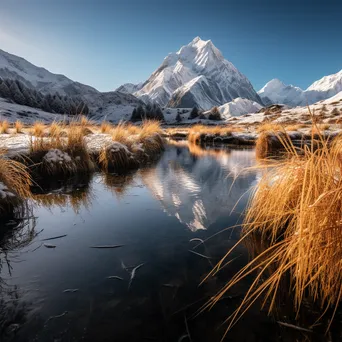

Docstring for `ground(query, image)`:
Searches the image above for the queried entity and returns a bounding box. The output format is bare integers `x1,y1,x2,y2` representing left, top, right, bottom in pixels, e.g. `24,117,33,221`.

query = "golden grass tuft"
0,120,10,134
256,122,283,133
14,120,24,134
203,133,342,338
49,121,63,137
100,121,112,134
99,120,164,171
187,124,236,145
0,151,32,215
31,122,46,137
99,142,137,172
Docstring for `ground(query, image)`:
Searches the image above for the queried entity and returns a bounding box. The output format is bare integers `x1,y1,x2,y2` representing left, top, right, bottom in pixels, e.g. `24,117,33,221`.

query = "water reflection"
141,142,257,231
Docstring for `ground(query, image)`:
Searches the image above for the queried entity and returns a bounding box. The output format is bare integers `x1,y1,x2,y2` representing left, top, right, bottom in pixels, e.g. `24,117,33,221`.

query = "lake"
0,142,323,341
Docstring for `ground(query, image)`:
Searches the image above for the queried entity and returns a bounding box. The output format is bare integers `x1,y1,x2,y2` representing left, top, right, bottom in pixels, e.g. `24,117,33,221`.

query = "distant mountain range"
0,38,341,122
258,70,342,107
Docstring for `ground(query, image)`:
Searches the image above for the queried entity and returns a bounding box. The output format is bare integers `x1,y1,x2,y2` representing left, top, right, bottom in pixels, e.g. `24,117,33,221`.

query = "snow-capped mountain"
259,69,342,107
0,49,143,121
217,98,263,118
133,37,262,110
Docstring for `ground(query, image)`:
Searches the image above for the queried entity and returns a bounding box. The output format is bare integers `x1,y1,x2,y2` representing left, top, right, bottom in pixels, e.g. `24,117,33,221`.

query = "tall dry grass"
100,121,112,134
0,120,10,134
31,122,46,137
0,151,32,214
14,120,23,134
202,131,342,337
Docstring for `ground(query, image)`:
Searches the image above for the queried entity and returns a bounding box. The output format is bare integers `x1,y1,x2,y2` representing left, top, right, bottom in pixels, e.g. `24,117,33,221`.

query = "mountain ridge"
258,70,342,107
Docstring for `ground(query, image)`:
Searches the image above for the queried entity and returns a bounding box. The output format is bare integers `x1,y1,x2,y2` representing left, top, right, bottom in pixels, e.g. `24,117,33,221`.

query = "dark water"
0,143,331,341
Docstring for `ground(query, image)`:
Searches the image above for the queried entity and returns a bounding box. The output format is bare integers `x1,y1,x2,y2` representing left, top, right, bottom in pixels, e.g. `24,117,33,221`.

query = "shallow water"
0,143,331,341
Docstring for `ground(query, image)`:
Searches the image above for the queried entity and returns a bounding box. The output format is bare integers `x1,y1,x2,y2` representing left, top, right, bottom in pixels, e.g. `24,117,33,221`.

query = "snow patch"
43,149,73,165
0,182,16,199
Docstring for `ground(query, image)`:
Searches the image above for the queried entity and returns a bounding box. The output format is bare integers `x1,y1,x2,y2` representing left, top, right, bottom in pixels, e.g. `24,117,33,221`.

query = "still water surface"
0,143,322,341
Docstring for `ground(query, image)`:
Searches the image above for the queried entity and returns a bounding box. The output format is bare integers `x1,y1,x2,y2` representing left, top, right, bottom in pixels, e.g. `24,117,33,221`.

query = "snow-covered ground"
0,97,72,124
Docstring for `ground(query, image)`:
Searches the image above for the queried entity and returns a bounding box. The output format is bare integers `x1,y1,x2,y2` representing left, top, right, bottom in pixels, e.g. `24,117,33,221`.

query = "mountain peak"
135,38,261,109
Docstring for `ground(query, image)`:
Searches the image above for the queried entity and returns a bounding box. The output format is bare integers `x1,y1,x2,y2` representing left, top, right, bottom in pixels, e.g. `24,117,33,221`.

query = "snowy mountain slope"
0,97,72,124
258,79,305,107
259,70,342,107
305,69,342,102
217,98,263,118
134,37,262,110
0,49,98,97
115,82,144,94
167,75,225,109
0,49,143,120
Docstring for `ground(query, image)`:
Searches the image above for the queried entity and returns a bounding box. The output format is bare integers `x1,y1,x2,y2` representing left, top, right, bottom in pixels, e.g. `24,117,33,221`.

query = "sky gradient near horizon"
0,0,341,92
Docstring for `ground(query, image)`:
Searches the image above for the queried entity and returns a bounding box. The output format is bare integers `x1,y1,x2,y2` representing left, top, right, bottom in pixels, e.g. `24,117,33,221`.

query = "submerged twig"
128,263,145,290
63,289,79,293
106,276,123,280
188,250,212,260
277,321,312,333
89,245,124,249
45,311,68,325
189,238,205,249
42,234,67,241
43,243,56,248
184,314,192,342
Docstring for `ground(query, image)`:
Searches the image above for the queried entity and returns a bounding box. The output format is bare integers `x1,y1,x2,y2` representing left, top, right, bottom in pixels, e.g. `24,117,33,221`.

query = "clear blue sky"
0,0,341,92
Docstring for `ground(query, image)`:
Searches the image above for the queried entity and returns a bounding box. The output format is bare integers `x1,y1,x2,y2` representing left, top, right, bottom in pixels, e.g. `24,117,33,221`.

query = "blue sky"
0,0,341,92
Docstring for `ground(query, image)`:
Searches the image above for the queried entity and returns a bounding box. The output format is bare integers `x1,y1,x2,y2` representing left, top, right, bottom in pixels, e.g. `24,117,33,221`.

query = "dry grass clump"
0,151,32,215
255,131,292,159
256,122,283,133
310,123,330,134
188,125,236,144
203,135,342,337
29,126,94,175
99,142,138,172
285,123,307,131
100,121,112,134
31,122,46,137
14,120,24,134
0,120,10,134
49,121,64,137
99,120,164,172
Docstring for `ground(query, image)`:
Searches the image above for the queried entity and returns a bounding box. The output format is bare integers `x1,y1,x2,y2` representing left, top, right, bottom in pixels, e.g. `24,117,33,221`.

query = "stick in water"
44,243,56,249
106,276,123,280
89,245,124,249
189,238,204,249
128,263,145,290
45,311,68,325
188,250,212,259
42,235,67,241
63,289,79,293
277,321,312,333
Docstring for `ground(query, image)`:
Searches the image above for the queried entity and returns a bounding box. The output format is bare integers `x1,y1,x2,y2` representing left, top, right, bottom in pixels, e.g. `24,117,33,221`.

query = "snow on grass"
0,181,16,199
43,149,73,165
